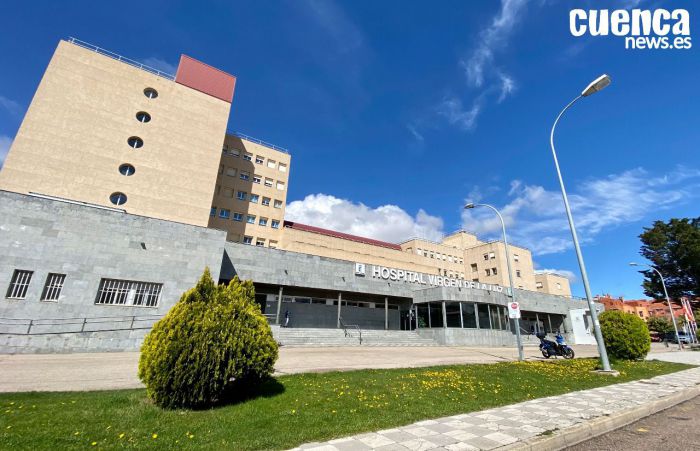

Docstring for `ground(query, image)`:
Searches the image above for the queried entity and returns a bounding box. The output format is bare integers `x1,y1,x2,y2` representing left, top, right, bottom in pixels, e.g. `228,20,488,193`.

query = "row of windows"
5,270,162,307
215,188,285,208
415,248,464,265
483,252,520,262
222,147,288,173
219,166,286,190
211,208,281,228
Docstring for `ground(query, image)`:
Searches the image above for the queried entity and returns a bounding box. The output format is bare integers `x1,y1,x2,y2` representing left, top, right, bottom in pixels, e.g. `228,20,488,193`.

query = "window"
250,194,259,203
274,200,283,208
135,111,151,123
514,254,520,262
246,215,256,224
119,164,135,176
416,248,422,256
279,163,287,172
6,270,33,299
109,192,127,206
483,254,489,261
243,152,253,161
255,155,264,164
233,212,243,222
492,267,498,275
236,191,247,200
516,270,521,278
271,220,280,229
448,256,453,263
485,269,491,276
210,207,216,217
226,167,237,177
222,188,233,198
41,273,66,301
143,88,158,99
95,279,162,307
243,236,253,245
556,282,562,289
262,197,271,206
127,136,143,148
219,209,230,219
276,181,285,190
259,217,268,226
489,252,496,259
253,175,262,184
264,177,273,187
471,263,478,272
269,240,278,249
240,171,250,181
536,282,543,289
256,238,266,247
230,148,240,158
267,159,276,169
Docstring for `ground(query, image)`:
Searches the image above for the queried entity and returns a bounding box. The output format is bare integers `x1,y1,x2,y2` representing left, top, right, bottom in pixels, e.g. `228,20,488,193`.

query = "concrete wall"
0,191,226,352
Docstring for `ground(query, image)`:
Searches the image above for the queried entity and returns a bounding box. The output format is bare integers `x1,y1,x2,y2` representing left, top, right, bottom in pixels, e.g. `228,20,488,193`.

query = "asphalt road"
567,395,700,451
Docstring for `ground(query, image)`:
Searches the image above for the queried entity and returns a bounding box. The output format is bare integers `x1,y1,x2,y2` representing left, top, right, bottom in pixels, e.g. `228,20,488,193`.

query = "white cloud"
285,193,445,243
462,166,700,255
535,269,577,284
461,0,528,88
0,95,21,116
497,72,516,103
407,124,424,142
0,135,13,168
437,96,482,130
141,57,177,75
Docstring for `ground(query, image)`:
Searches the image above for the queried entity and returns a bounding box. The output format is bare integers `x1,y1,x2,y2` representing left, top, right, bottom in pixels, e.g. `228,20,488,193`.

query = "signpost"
508,301,521,319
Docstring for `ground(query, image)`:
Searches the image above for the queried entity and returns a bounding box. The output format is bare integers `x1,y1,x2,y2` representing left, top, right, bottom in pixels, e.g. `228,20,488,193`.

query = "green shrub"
138,268,278,409
599,310,651,360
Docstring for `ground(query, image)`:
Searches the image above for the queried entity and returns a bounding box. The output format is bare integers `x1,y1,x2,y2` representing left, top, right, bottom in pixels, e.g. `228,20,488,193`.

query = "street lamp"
630,262,682,351
465,202,524,361
550,74,613,372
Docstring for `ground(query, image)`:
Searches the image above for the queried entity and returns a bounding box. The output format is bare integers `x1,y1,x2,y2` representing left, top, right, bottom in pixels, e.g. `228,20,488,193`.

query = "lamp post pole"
465,203,524,361
550,75,613,372
630,263,682,351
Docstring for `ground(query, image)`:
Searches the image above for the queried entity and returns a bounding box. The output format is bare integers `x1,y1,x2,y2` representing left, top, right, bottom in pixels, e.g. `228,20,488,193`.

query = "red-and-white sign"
508,301,521,319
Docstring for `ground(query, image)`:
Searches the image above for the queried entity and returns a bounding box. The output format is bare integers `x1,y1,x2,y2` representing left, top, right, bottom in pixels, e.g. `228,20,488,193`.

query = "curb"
500,384,700,450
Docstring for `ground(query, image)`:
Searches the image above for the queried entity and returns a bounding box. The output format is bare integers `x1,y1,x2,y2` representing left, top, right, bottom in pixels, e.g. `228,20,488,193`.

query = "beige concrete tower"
0,39,235,227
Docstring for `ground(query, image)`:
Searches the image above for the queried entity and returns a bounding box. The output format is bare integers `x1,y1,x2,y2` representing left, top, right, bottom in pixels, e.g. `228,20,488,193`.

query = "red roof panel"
283,221,402,250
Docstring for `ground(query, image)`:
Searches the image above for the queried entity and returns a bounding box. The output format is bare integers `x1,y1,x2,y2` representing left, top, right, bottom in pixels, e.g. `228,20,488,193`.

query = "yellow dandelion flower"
119,433,125,439
152,433,158,439
91,442,97,446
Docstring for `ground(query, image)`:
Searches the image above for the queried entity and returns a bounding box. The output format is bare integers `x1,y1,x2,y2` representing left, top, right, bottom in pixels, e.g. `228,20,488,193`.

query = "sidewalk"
291,355,700,450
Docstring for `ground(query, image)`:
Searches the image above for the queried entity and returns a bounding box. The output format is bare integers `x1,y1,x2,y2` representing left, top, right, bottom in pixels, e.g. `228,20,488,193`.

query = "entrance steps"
273,327,438,347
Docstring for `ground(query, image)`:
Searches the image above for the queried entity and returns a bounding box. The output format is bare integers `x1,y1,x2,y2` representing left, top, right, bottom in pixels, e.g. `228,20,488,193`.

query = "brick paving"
291,366,700,450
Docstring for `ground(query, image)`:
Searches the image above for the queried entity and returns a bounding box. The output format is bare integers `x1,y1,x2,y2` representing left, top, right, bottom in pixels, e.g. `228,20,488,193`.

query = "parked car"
665,332,691,344
650,331,662,342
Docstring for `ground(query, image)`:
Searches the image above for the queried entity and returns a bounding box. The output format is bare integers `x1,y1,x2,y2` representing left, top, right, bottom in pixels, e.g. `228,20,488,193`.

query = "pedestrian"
284,310,290,328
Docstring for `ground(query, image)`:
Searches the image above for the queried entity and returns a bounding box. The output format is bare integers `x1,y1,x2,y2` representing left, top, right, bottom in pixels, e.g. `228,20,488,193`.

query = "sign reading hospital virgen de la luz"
355,263,505,293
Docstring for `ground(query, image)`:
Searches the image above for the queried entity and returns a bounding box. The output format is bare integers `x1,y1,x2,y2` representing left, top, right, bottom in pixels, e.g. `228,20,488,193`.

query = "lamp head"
582,74,611,97
464,203,475,209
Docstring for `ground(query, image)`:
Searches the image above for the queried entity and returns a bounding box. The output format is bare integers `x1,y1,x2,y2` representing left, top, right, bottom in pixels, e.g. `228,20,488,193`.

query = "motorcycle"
536,331,575,359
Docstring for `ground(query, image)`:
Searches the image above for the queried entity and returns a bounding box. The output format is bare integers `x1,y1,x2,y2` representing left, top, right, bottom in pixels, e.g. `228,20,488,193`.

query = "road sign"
508,301,521,319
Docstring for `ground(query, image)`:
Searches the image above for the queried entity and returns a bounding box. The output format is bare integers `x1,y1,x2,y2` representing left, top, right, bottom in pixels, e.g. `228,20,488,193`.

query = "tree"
138,269,278,409
638,217,700,300
646,316,673,335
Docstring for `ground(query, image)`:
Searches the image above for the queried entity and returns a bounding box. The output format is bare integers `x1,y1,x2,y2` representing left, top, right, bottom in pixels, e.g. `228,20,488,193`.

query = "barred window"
95,279,162,307
6,270,33,299
41,273,66,301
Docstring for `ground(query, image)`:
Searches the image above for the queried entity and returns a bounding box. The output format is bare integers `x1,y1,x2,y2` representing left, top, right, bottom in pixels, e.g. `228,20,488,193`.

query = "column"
442,301,447,328
548,314,554,333
384,297,388,330
459,302,464,328
337,292,342,328
535,312,541,334
275,286,284,325
475,303,480,329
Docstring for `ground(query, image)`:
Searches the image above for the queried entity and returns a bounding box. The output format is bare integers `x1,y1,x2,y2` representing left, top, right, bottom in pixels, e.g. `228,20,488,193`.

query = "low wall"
417,328,574,347
0,329,150,354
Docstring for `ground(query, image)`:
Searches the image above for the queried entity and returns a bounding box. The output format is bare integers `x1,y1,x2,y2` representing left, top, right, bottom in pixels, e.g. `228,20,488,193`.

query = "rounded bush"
138,269,278,409
598,310,651,360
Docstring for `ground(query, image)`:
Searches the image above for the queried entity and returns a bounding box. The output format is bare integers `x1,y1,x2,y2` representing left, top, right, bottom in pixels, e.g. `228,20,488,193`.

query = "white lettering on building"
362,264,504,293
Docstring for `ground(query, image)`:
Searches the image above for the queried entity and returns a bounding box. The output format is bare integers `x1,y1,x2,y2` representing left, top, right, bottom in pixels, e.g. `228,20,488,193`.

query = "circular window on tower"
109,192,127,206
127,136,143,149
143,88,158,99
119,164,135,176
136,111,151,123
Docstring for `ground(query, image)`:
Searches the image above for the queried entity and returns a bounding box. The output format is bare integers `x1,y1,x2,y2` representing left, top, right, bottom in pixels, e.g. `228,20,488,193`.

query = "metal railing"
66,37,176,80
228,131,290,154
339,316,362,345
0,314,163,335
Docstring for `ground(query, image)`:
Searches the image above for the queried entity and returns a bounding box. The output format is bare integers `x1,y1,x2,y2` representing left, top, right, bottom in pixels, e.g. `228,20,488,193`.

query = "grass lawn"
0,359,692,450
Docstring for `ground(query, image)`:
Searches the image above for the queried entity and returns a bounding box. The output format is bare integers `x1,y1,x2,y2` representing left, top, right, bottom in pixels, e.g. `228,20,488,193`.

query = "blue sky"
0,0,698,299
